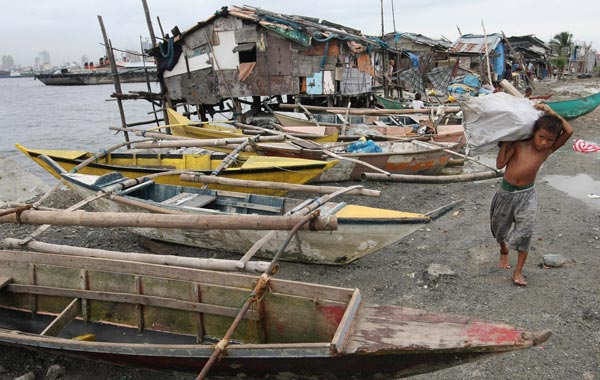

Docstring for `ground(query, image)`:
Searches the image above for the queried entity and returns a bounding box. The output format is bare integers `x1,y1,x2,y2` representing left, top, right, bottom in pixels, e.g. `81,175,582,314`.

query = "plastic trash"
347,138,382,153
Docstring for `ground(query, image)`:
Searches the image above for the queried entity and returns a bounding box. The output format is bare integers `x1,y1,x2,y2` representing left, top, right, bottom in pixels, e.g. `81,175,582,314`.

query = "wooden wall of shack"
160,14,376,107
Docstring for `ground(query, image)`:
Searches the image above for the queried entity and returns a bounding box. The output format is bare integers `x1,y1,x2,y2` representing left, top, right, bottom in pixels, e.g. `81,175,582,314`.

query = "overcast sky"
2,0,598,67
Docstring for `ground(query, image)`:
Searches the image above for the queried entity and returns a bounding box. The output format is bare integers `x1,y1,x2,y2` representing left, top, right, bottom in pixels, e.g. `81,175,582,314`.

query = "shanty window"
233,43,257,63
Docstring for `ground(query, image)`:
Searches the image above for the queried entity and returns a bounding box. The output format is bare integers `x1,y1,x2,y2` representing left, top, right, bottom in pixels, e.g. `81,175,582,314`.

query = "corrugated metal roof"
397,32,452,49
178,5,394,52
449,33,503,54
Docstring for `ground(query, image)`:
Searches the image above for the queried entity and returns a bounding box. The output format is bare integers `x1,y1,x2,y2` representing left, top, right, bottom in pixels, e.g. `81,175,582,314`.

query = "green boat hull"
374,94,409,109
546,92,600,119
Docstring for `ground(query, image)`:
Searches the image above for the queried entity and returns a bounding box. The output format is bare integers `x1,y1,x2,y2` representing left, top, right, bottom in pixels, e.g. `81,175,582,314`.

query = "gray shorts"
490,186,537,252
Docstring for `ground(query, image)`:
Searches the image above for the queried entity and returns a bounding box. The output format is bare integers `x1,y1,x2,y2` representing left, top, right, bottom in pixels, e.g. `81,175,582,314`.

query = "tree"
551,31,573,56
551,56,568,78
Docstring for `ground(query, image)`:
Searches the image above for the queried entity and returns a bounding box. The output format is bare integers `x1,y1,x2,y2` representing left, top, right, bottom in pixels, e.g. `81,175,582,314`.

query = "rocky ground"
1,78,599,379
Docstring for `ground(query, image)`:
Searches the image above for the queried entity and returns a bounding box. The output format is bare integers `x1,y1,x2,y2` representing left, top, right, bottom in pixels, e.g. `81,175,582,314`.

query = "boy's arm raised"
550,113,574,152
496,141,515,169
534,103,574,151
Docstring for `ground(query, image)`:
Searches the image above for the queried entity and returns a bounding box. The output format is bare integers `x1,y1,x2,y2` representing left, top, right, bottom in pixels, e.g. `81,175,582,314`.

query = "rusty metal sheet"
216,69,295,98
449,34,502,55
291,55,321,77
164,68,220,104
305,40,341,56
341,67,372,95
257,33,292,76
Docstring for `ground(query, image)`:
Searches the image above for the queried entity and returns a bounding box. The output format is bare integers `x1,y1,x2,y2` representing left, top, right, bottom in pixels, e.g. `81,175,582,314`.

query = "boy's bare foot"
513,272,527,286
498,249,511,269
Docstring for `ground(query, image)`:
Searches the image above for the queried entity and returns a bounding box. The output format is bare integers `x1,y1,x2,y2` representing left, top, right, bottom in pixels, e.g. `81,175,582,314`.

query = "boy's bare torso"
503,140,552,186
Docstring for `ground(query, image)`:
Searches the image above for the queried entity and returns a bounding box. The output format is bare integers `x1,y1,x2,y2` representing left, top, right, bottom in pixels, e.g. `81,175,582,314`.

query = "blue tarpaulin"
407,52,420,67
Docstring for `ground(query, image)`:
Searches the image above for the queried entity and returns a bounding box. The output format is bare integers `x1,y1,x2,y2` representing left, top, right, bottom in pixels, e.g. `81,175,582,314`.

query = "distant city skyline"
1,0,598,67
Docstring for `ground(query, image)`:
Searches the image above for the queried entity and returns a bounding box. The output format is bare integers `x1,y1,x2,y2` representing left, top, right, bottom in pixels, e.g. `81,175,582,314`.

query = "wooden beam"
330,288,362,353
0,210,338,232
41,298,81,337
6,284,259,321
0,250,354,303
0,277,12,290
135,276,145,334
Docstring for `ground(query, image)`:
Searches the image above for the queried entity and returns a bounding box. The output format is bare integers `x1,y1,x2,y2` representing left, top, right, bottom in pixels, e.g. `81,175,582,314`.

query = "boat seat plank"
0,277,12,290
213,199,282,214
161,193,216,208
41,298,81,337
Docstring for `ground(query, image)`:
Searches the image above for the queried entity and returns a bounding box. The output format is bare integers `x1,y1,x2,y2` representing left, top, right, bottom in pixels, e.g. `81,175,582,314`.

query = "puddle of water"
543,173,600,209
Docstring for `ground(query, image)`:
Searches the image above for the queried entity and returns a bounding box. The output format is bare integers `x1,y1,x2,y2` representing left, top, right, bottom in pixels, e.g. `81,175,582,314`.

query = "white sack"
461,92,544,156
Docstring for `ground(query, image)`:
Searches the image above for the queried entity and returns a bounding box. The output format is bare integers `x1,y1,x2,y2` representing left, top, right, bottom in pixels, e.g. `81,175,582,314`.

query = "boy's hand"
534,103,559,117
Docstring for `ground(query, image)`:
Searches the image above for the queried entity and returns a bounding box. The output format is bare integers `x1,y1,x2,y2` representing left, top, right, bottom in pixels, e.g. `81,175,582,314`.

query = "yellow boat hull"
16,144,337,196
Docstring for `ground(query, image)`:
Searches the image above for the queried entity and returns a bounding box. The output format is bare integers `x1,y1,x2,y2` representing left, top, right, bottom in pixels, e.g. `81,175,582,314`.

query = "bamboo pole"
0,209,337,231
411,140,501,173
481,20,493,86
196,213,315,380
321,150,391,176
109,126,196,140
278,103,461,115
179,173,380,197
132,135,284,149
236,122,392,176
208,137,255,178
502,31,535,90
24,191,110,244
2,238,271,273
98,16,129,145
29,136,144,209
361,170,503,183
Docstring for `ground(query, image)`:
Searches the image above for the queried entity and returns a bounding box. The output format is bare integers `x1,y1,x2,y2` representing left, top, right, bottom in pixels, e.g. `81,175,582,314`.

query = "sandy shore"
1,77,599,379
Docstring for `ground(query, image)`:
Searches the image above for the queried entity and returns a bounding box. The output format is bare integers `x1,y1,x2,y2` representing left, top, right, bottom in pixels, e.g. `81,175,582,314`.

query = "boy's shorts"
490,184,537,252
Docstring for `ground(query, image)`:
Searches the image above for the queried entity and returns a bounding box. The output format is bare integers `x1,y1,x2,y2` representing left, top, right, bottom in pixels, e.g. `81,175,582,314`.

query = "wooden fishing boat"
529,94,553,100
0,249,551,379
273,111,464,145
546,91,600,119
168,109,339,144
374,94,411,109
56,170,446,264
16,144,337,196
273,110,428,129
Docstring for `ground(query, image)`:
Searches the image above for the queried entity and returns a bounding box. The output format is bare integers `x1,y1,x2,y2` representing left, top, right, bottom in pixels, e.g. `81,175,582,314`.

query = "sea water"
0,77,161,182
